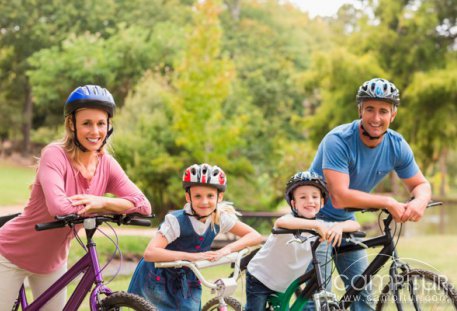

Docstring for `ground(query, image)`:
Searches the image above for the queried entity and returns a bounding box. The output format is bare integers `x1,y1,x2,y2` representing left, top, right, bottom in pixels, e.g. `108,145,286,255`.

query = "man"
308,78,431,310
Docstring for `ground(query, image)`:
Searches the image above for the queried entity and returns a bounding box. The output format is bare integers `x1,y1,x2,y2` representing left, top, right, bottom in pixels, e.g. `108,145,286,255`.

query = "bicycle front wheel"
100,292,157,310
202,296,242,311
376,269,457,310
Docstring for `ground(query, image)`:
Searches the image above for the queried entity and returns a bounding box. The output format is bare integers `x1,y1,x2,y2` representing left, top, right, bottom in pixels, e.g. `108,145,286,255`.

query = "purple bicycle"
4,213,157,311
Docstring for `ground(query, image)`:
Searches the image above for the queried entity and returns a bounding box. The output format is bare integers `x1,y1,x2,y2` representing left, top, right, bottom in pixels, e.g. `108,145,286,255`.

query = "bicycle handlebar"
271,227,366,239
344,200,442,213
155,245,261,290
35,213,154,231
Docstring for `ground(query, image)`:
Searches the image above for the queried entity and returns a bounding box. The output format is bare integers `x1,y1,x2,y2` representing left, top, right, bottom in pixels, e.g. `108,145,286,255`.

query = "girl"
245,171,361,311
0,85,151,310
128,163,263,310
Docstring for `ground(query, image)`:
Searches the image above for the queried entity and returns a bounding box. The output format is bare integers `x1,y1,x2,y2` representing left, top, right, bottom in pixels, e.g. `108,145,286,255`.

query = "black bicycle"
244,201,457,310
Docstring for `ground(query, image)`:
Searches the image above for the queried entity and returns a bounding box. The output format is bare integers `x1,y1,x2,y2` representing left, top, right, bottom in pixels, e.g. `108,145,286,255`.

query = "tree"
0,0,120,154
301,48,386,147
401,64,457,195
115,0,252,217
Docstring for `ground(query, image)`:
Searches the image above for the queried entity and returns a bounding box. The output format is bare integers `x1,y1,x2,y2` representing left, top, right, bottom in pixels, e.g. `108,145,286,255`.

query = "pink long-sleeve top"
0,144,151,274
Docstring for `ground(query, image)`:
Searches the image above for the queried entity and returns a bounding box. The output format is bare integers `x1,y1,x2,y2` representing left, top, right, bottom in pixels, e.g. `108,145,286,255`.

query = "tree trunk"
390,171,400,196
439,148,447,196
224,0,240,21
21,79,33,156
438,148,447,234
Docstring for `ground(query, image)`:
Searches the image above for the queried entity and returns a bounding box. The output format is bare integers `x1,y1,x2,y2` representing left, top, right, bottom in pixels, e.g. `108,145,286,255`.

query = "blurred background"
0,0,456,305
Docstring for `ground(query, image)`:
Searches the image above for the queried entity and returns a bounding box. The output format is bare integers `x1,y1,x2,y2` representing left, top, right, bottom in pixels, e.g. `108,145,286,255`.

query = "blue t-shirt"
309,120,419,221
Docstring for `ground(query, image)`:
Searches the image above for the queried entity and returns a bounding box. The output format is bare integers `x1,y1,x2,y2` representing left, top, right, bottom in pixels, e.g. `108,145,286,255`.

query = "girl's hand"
208,248,231,262
187,251,219,262
70,194,107,215
326,223,344,247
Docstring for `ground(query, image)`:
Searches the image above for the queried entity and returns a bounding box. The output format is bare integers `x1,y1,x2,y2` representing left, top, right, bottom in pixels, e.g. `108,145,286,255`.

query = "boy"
245,171,360,311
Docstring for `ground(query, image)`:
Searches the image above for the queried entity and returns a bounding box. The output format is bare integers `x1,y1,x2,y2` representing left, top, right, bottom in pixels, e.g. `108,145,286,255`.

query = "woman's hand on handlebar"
71,194,108,215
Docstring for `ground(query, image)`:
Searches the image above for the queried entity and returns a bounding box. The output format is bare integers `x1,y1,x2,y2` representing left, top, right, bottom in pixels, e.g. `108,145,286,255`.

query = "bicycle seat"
0,212,20,228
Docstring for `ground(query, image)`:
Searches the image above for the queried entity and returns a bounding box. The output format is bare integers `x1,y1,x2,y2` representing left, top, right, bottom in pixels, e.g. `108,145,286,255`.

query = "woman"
0,85,152,310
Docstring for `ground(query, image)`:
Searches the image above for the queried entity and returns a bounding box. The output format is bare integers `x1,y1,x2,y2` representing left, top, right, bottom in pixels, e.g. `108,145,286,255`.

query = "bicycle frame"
15,220,111,311
269,212,400,311
155,246,260,310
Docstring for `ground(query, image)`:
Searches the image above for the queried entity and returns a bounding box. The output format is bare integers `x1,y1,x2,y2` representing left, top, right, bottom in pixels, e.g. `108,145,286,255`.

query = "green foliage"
113,74,182,218
171,0,245,164
302,48,386,146
401,64,457,170
1,0,457,212
27,22,185,128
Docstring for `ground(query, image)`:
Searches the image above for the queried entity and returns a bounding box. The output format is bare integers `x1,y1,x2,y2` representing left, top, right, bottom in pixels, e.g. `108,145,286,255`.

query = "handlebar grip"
271,228,316,235
125,219,152,227
345,208,379,213
35,221,66,231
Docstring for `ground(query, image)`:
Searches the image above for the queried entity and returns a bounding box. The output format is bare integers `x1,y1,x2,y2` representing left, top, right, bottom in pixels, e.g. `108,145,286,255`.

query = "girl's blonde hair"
212,201,241,225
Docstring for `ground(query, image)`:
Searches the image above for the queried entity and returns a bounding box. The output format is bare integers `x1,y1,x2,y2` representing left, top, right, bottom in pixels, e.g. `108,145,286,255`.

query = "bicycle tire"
202,296,242,311
100,291,158,310
376,269,457,310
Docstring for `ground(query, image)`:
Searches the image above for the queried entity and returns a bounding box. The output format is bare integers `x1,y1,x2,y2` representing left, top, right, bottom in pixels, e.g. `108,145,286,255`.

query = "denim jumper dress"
128,210,220,311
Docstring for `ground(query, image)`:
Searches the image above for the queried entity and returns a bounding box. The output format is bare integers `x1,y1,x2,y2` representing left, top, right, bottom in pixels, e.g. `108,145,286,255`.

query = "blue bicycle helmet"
285,171,328,216
64,85,115,152
65,85,115,117
356,78,400,106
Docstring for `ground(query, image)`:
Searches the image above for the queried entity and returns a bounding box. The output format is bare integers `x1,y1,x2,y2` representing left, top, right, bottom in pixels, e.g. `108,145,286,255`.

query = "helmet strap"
185,189,218,221
290,200,317,220
72,113,88,152
97,119,113,152
360,123,386,141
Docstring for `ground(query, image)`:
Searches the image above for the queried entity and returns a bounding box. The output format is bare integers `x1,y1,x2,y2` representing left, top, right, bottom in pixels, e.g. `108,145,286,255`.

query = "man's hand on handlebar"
400,197,428,223
385,197,407,223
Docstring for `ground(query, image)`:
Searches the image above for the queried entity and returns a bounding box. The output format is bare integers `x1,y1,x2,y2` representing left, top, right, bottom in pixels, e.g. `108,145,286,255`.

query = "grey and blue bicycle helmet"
65,85,115,117
285,171,328,217
64,85,115,152
356,78,400,106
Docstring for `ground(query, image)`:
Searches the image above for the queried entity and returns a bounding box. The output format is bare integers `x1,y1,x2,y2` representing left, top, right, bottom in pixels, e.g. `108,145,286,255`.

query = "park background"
0,0,456,308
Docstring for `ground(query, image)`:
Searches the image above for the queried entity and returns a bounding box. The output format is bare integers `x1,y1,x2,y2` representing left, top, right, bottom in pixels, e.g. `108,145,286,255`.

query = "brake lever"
287,235,310,245
345,237,368,249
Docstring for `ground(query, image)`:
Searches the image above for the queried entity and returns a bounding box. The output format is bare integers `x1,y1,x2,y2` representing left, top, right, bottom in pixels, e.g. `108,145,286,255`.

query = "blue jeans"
245,271,277,311
304,240,374,311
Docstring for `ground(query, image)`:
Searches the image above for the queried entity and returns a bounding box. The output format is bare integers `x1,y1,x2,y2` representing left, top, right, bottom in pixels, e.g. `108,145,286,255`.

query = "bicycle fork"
388,251,420,311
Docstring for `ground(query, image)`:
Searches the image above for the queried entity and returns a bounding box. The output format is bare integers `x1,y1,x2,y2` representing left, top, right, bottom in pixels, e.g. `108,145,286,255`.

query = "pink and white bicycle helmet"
182,163,227,192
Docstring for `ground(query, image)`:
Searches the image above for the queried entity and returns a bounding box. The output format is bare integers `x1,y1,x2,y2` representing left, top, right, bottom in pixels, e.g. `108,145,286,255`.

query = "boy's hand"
326,223,344,247
314,223,328,241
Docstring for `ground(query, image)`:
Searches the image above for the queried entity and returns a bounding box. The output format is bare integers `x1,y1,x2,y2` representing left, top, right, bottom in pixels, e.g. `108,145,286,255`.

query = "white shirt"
247,215,333,293
159,201,238,243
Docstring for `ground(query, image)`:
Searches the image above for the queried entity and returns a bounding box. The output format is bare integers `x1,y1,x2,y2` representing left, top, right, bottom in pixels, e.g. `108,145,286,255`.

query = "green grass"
0,161,35,206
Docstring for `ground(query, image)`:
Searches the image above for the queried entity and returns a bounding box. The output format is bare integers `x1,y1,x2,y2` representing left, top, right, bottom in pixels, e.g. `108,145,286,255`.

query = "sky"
289,0,360,17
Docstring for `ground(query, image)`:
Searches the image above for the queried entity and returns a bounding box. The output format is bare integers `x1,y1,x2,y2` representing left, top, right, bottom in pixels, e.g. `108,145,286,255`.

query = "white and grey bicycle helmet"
356,78,400,106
